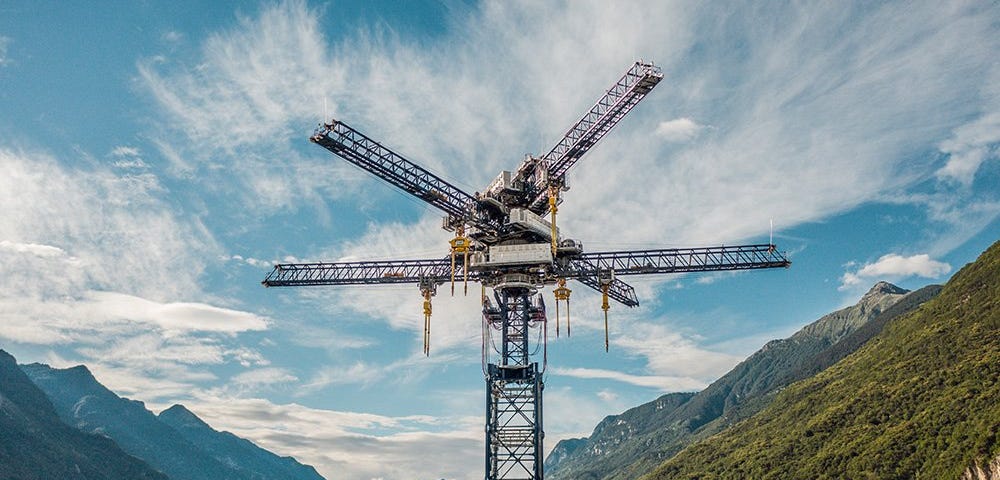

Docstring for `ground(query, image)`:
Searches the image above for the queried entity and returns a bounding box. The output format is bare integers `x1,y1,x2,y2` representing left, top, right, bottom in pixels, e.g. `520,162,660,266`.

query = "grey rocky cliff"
962,455,1000,480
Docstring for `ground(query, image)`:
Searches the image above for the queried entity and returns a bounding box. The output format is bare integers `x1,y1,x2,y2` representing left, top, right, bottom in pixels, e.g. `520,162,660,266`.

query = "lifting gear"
449,226,471,296
598,271,614,352
553,278,572,337
548,185,560,256
419,279,437,356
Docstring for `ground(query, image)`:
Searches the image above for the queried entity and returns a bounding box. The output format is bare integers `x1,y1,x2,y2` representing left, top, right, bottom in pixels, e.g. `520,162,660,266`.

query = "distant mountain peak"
864,281,909,298
0,348,16,364
159,404,211,429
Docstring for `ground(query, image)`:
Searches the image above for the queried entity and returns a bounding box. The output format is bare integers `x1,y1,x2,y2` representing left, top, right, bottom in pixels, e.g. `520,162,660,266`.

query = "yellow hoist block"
548,185,560,256
421,287,435,356
553,278,572,337
450,226,471,296
601,284,611,352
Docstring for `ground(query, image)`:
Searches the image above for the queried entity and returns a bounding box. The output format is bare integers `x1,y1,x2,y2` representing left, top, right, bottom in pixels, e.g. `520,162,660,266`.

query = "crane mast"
263,61,791,480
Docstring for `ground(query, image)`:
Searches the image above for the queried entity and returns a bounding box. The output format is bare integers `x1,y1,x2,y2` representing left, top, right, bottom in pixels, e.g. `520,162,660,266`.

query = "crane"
263,61,791,480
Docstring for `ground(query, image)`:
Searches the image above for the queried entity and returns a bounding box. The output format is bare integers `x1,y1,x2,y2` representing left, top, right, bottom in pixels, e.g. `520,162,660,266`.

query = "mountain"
0,349,166,480
645,240,1000,479
21,362,325,480
546,281,935,480
158,404,324,480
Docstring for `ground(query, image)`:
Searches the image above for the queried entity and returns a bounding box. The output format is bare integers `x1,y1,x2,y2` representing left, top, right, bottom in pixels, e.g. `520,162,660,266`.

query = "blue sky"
1,1,998,478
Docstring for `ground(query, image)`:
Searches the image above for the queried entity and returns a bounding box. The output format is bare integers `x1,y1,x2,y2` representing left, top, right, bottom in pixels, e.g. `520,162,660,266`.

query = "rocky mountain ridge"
20,362,325,480
0,349,166,480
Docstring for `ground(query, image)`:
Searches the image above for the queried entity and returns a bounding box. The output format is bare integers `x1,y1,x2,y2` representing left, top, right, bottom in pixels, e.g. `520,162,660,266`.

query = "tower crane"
263,61,790,479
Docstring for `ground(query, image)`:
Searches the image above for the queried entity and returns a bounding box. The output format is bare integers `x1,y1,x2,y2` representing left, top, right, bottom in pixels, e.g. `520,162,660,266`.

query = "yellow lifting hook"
598,271,613,352
548,185,559,256
601,283,610,352
420,282,436,356
553,278,572,337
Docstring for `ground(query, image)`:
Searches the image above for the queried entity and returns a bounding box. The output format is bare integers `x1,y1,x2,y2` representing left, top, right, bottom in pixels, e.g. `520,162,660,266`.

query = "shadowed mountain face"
20,363,325,480
0,349,167,480
546,281,934,480
158,404,325,480
648,240,1000,479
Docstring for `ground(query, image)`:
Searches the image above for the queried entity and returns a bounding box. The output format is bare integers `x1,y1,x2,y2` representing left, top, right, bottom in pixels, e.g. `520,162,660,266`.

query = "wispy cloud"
655,117,706,142
0,36,11,66
178,395,483,480
612,322,743,380
0,147,213,301
553,367,705,391
141,0,999,254
936,111,1000,186
840,253,952,290
0,146,272,404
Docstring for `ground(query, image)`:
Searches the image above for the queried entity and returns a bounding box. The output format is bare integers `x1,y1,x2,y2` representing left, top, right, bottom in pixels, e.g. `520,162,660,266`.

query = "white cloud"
110,145,141,157
140,0,1000,254
936,111,1000,185
613,322,743,380
0,240,66,258
655,117,705,142
162,30,183,44
553,367,704,391
0,147,214,301
178,396,483,480
0,146,272,405
231,367,298,388
840,253,952,289
0,36,10,66
83,291,270,334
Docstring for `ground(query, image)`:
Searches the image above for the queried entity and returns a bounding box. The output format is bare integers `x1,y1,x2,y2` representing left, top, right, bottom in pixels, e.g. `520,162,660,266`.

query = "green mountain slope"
547,281,926,480
645,240,1000,479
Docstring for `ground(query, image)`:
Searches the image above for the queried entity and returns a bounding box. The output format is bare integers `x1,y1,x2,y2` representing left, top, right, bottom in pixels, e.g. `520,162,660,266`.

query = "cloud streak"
841,253,952,289
180,396,483,480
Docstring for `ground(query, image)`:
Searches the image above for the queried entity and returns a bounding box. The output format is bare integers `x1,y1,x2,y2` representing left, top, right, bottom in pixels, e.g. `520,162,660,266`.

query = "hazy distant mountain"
546,281,934,480
158,404,324,480
21,363,325,480
0,349,166,480
647,240,1000,478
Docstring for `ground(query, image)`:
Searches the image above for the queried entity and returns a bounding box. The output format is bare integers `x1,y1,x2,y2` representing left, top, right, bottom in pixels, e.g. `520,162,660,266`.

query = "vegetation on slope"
645,240,1000,479
547,282,923,480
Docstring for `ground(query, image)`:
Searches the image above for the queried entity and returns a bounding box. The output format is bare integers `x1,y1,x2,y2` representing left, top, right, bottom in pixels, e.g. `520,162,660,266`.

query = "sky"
0,1,998,479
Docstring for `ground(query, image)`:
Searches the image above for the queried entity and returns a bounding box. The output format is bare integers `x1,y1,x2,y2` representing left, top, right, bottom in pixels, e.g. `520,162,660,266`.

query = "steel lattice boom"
568,244,790,277
263,257,461,286
536,62,663,204
311,120,498,232
263,60,791,480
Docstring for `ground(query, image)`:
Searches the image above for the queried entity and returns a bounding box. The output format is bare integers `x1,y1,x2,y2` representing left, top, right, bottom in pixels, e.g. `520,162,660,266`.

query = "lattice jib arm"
544,62,663,179
525,62,663,214
262,257,468,287
311,120,499,232
573,244,791,276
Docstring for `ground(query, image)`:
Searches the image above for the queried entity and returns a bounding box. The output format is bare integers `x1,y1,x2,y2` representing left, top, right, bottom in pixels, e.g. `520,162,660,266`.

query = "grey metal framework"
262,61,790,479
484,291,545,479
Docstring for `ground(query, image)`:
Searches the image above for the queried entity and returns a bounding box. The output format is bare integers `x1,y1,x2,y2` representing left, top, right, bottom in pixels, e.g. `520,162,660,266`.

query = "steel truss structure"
263,61,790,479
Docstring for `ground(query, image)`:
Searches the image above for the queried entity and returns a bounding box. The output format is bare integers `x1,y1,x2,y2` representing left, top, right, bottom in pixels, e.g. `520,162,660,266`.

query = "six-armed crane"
263,61,790,480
